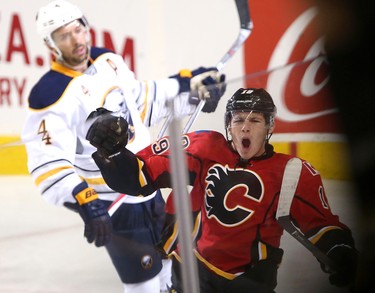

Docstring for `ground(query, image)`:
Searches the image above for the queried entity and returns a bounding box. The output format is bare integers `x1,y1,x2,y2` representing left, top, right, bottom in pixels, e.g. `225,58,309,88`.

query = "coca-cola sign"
244,0,342,133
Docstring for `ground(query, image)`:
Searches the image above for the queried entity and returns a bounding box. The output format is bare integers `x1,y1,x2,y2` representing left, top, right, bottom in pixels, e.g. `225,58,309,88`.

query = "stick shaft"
276,158,338,270
158,0,252,138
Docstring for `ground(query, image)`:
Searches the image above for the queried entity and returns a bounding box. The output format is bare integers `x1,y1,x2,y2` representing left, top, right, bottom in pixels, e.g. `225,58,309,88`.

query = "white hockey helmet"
36,0,90,60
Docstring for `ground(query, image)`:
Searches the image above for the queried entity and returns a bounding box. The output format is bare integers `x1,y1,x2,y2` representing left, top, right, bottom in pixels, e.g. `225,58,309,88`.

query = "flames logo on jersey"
205,164,264,227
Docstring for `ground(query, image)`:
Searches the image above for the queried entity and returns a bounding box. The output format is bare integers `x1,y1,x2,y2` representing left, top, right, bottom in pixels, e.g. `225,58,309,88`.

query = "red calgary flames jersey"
136,130,348,275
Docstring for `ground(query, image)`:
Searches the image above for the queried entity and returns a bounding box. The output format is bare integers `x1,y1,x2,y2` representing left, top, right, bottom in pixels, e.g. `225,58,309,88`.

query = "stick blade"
235,0,252,29
276,157,303,219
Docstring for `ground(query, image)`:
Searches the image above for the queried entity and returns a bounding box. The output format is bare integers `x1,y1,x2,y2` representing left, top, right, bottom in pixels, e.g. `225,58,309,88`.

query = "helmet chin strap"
265,130,273,143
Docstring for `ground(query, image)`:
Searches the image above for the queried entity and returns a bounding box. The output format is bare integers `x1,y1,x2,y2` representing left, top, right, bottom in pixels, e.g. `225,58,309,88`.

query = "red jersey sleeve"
136,130,228,188
290,160,350,239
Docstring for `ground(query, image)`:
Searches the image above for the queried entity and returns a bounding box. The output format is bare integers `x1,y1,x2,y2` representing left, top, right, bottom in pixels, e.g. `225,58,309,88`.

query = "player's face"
52,20,89,67
228,111,273,160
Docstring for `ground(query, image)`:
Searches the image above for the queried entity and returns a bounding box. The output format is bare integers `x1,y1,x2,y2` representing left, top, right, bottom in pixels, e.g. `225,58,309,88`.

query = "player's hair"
35,0,90,61
224,87,277,128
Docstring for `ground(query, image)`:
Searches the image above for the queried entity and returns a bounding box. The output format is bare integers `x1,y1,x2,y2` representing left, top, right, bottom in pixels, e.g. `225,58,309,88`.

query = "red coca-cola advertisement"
244,0,342,134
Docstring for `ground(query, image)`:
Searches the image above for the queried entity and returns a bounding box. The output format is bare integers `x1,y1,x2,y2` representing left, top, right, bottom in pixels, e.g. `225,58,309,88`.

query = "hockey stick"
157,0,253,139
276,157,339,271
160,3,252,288
105,0,251,216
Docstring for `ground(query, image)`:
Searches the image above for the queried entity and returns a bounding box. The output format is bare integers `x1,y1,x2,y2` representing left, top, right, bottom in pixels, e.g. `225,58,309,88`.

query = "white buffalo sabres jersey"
22,47,195,206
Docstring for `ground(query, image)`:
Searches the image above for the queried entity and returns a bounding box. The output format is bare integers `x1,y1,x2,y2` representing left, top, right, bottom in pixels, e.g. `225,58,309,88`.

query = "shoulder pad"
90,46,114,60
28,71,72,109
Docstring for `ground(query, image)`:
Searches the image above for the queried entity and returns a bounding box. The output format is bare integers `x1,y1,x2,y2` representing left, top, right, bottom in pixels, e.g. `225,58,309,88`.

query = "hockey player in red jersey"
86,88,359,292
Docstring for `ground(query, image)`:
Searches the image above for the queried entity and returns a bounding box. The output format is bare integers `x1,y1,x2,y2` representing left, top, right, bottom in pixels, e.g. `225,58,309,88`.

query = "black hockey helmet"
225,88,277,128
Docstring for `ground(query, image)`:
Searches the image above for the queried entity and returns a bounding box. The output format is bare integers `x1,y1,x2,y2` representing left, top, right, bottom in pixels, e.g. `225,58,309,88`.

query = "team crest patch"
205,164,264,227
141,254,153,269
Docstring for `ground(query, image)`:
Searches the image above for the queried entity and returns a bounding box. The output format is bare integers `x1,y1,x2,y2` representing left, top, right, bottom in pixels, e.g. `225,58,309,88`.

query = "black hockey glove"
189,72,227,113
320,244,359,287
170,66,218,94
86,108,129,158
72,181,112,247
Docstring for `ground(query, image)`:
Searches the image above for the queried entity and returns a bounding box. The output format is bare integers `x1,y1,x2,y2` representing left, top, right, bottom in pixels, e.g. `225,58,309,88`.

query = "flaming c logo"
204,164,264,227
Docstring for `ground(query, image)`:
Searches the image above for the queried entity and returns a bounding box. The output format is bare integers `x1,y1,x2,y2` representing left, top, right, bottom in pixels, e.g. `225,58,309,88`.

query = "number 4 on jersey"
38,119,52,145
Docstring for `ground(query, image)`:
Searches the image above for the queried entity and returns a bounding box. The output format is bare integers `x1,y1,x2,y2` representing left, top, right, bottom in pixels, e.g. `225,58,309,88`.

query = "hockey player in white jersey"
21,1,226,292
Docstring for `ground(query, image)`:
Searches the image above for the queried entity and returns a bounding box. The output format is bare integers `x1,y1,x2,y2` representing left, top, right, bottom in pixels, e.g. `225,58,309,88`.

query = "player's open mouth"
242,138,250,148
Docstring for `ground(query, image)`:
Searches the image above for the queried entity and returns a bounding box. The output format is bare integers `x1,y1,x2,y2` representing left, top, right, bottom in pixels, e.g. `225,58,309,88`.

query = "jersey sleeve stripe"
35,165,74,186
